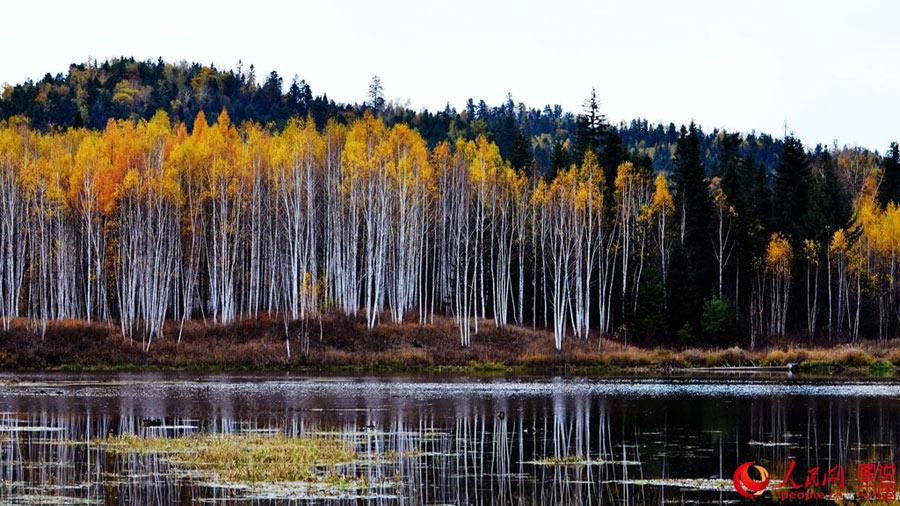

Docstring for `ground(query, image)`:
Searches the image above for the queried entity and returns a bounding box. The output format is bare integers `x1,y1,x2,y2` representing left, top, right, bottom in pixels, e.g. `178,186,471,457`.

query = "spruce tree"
713,133,751,311
673,122,714,334
809,152,851,244
286,75,310,118
717,132,743,203
549,138,571,180
748,159,772,248
600,128,626,190
878,142,900,206
773,135,811,244
573,88,608,165
508,128,533,172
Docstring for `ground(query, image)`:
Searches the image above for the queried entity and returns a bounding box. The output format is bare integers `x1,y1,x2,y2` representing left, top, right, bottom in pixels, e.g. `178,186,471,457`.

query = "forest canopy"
1,57,898,351
0,57,786,176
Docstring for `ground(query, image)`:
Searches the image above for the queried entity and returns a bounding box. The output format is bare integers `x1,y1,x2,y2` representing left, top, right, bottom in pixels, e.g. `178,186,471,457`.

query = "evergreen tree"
599,127,626,190
548,138,570,180
285,75,312,119
673,122,715,333
748,159,773,246
809,152,851,244
255,70,284,124
368,75,385,115
508,127,533,171
465,98,476,119
878,142,900,206
573,88,624,192
717,132,743,195
712,132,749,301
629,271,667,343
773,135,812,244
666,243,698,339
573,88,608,165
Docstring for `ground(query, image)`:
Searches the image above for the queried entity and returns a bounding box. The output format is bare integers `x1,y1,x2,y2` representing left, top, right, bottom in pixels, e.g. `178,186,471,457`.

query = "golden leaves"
650,172,674,216
765,232,792,275
803,239,820,264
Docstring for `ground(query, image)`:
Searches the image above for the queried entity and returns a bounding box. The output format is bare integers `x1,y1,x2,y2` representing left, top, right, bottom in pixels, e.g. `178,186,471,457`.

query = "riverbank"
0,316,897,375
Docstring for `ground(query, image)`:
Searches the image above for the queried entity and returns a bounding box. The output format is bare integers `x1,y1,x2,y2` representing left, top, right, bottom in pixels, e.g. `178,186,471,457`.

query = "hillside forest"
1,58,899,353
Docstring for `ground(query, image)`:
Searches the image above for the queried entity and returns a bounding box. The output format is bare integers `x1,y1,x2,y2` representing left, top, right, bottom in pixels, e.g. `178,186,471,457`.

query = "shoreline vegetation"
0,315,897,376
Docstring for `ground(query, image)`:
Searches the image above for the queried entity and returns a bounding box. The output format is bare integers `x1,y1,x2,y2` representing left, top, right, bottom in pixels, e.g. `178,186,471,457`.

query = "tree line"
1,103,899,353
1,58,786,176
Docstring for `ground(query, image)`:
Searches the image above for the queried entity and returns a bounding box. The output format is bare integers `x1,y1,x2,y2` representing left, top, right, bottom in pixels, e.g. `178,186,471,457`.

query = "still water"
0,373,897,504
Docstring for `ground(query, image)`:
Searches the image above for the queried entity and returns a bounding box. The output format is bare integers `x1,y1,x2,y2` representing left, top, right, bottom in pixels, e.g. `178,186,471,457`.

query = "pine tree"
368,76,385,115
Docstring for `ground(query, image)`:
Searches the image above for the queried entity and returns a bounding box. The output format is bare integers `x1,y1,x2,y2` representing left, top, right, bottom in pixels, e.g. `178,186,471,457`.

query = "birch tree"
765,233,792,337
0,121,28,329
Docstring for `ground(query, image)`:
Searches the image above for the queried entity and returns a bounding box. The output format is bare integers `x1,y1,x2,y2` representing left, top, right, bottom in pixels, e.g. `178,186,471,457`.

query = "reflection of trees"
744,396,896,498
0,392,897,504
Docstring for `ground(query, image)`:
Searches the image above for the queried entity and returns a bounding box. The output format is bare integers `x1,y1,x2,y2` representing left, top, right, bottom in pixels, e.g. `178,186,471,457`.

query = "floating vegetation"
747,440,794,447
0,375,898,504
0,495,102,505
527,455,591,466
233,480,400,501
623,478,733,491
0,425,65,433
526,456,642,466
101,433,357,485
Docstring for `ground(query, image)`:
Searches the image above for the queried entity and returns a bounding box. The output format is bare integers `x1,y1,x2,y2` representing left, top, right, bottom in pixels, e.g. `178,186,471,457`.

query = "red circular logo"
733,461,770,498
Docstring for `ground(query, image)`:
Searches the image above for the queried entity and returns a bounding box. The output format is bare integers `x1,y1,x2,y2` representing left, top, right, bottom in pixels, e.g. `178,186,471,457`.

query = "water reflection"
0,375,897,504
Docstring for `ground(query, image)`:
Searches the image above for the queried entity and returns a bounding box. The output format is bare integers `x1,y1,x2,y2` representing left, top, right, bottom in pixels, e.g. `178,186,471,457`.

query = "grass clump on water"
529,455,589,466
103,433,357,484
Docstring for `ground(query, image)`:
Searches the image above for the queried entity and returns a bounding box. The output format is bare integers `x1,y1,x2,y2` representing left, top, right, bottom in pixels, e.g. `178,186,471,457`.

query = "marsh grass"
102,433,357,484
3,315,900,374
464,360,507,372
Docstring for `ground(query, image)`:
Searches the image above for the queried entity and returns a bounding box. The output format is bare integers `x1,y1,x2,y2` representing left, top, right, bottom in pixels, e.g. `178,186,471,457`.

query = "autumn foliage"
0,110,899,354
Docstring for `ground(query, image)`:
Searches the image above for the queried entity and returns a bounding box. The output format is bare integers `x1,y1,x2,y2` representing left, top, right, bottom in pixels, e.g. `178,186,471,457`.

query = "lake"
0,373,898,504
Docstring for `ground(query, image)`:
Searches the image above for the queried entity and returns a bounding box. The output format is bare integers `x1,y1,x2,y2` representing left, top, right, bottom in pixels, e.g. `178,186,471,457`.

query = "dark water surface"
0,373,898,504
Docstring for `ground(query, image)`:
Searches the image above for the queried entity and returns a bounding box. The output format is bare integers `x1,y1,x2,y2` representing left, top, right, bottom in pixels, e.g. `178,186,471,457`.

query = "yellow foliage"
343,112,387,181
765,233,792,275
803,239,819,264
830,228,848,254
613,162,635,193
650,172,674,215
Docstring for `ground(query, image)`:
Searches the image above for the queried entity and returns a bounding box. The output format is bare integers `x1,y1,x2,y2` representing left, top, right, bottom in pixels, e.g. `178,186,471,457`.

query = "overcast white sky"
2,1,898,149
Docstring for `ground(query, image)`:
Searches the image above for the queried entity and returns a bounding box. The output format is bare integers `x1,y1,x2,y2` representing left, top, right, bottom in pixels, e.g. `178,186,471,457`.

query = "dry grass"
103,433,356,483
1,314,899,373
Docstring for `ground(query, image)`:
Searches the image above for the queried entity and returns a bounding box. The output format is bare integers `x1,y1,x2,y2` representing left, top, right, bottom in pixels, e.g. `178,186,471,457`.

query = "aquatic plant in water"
101,433,357,484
